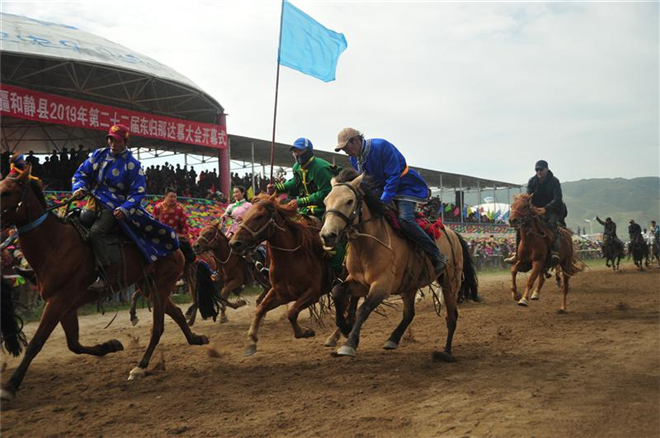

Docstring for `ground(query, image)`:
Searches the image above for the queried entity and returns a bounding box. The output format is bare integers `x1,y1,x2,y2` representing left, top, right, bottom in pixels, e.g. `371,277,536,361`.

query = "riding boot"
550,229,561,266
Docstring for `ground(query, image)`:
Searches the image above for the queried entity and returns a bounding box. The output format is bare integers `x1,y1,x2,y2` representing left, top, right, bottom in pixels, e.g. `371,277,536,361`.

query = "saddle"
66,208,135,291
383,208,443,241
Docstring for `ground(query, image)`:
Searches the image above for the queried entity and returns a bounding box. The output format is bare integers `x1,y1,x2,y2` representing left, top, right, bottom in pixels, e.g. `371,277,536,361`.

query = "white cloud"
2,0,658,184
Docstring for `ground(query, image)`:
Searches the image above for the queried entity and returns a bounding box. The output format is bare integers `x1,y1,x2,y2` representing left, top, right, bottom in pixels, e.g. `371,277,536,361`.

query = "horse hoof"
513,294,522,301
300,329,315,338
130,316,139,326
324,338,338,348
531,292,540,300
517,298,529,307
244,345,257,357
220,316,228,324
108,339,124,352
197,335,210,345
336,345,357,357
128,367,146,381
383,340,398,350
557,309,567,314
432,351,456,362
236,299,248,307
0,388,16,401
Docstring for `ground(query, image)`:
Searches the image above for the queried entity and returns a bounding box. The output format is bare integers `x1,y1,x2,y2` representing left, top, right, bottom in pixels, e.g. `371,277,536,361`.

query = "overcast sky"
2,1,658,185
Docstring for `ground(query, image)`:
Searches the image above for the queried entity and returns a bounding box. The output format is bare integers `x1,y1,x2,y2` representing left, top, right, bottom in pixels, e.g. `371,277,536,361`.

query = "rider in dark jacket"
628,220,642,242
596,216,618,239
505,160,566,266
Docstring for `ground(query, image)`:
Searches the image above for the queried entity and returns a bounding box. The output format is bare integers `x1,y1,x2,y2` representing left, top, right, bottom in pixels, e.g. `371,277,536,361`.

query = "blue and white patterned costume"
72,147,179,263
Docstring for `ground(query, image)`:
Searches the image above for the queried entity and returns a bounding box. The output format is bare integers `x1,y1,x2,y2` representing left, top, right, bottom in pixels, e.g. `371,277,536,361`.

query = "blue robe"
72,147,179,263
350,138,429,203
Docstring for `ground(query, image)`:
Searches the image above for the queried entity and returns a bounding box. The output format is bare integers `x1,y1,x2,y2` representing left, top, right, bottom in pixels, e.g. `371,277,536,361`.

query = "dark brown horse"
602,235,625,272
0,167,209,401
228,193,343,356
508,194,584,312
192,222,270,324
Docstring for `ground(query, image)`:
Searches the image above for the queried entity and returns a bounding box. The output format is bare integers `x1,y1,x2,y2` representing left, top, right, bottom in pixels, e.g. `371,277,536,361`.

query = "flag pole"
270,0,285,185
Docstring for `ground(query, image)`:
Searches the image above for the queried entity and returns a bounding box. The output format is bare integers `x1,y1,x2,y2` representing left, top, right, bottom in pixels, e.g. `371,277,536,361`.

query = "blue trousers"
396,200,441,262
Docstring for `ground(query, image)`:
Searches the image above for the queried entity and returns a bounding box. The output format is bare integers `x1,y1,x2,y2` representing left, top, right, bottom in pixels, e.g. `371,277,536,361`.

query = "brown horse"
191,223,270,324
228,193,344,357
0,167,209,401
320,171,479,361
508,194,584,312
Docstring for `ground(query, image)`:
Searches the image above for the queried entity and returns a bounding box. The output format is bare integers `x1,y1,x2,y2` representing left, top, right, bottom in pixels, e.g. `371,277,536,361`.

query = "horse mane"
252,193,323,257
28,181,48,209
334,169,386,218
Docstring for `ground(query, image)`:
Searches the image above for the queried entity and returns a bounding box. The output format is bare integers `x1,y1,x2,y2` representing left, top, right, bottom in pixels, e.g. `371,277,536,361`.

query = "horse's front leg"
245,287,288,357
383,290,416,351
336,283,390,358
2,296,70,401
531,273,546,301
518,261,544,307
510,266,521,301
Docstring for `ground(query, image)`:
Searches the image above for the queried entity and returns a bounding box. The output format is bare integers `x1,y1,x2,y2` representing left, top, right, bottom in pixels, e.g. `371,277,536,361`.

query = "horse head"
321,169,365,249
193,222,227,255
508,193,537,229
0,164,42,230
229,193,285,255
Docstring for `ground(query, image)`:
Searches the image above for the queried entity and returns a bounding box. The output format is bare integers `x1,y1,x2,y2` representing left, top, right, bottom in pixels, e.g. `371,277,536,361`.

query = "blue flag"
279,1,348,82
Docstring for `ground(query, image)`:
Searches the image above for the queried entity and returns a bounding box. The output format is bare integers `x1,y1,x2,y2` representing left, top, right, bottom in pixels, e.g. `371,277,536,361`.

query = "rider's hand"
266,184,276,195
532,206,546,216
72,188,88,200
113,209,126,220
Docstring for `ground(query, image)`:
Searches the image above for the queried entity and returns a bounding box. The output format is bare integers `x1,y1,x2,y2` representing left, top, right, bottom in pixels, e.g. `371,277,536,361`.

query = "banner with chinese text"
0,84,227,149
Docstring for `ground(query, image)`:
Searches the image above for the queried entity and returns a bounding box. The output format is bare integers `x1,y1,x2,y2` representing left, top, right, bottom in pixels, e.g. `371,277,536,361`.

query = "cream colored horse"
320,171,478,361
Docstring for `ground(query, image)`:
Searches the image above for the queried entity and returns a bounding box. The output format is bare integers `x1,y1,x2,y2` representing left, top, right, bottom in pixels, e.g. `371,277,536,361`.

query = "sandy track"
1,266,659,437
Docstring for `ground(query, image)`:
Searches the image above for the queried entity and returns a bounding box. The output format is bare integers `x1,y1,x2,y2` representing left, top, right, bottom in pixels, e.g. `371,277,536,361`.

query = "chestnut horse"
228,194,345,357
508,194,584,312
0,168,209,401
191,223,270,324
320,171,479,361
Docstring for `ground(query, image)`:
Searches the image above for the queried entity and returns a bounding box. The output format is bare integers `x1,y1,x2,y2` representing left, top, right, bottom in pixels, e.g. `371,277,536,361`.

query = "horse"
191,223,271,324
629,236,648,271
0,167,209,401
649,239,660,266
228,193,346,357
508,194,584,312
320,170,479,361
601,234,625,272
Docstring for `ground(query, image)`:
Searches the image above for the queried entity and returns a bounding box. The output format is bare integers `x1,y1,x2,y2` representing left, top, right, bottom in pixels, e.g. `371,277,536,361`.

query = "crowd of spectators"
1,148,90,190
422,197,508,224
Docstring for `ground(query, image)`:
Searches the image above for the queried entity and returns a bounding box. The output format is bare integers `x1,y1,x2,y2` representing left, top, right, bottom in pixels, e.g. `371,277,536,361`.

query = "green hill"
563,177,660,234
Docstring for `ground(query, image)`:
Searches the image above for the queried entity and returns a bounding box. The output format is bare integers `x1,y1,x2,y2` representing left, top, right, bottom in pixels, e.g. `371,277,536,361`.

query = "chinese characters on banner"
0,84,227,149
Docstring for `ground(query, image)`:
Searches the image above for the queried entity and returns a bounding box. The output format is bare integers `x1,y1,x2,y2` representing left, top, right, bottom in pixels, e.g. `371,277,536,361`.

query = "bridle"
1,178,41,234
236,201,298,252
323,182,392,250
323,183,364,235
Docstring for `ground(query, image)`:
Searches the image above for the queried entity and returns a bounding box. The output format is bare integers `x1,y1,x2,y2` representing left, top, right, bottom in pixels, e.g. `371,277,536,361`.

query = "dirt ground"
1,265,659,438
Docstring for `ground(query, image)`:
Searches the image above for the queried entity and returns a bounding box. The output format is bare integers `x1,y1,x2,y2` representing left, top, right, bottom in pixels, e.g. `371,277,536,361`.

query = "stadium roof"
0,13,223,122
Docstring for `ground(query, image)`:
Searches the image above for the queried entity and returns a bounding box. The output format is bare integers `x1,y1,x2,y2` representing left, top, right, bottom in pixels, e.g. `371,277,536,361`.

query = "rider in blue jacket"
334,128,447,276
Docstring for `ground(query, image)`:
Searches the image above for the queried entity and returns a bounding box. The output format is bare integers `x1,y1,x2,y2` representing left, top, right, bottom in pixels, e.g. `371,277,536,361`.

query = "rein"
197,226,234,264
238,201,303,253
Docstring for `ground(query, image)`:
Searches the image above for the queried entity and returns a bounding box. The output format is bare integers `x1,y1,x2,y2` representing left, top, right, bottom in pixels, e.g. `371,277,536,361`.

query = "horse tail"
456,233,479,302
195,261,221,322
1,279,28,357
